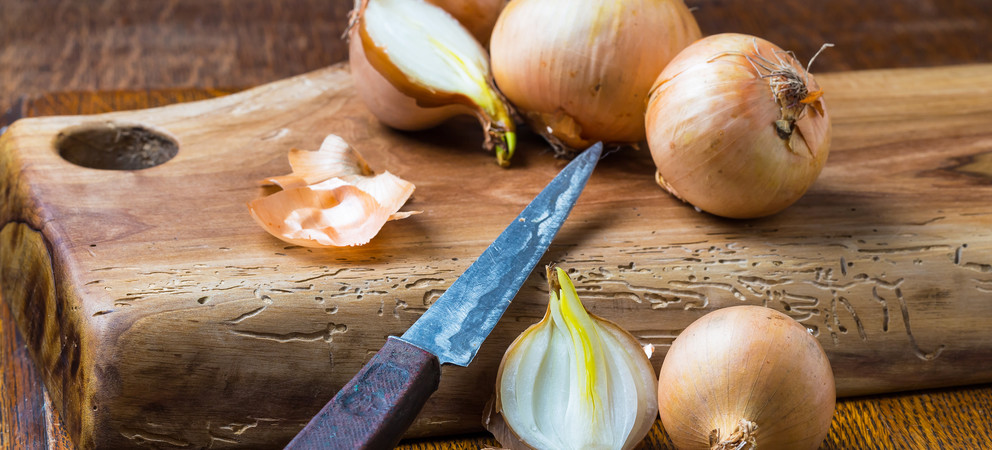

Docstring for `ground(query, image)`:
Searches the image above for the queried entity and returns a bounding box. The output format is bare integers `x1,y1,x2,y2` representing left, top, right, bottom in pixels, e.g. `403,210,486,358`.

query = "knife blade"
284,142,603,449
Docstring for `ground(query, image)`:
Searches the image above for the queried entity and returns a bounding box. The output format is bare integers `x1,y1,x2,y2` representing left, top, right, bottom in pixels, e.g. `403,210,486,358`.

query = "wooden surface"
2,1,992,449
4,0,992,119
4,60,992,448
5,259,992,450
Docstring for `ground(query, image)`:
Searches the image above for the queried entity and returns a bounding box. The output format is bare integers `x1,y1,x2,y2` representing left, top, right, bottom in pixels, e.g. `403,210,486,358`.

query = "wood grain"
3,61,992,448
0,295,48,449
0,0,352,121
401,382,992,449
4,0,992,120
3,1,992,448
0,294,76,449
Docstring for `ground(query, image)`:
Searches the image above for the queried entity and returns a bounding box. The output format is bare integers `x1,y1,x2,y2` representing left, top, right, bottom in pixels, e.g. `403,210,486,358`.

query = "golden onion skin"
490,0,700,151
657,305,836,450
646,33,831,219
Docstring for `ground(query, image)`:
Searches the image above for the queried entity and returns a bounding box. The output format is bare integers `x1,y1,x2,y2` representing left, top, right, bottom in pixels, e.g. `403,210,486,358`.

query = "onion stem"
709,40,834,150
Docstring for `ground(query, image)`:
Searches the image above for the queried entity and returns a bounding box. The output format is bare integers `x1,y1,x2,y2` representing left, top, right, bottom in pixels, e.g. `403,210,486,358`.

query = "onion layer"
646,33,832,218
490,0,700,154
485,266,658,449
657,305,836,450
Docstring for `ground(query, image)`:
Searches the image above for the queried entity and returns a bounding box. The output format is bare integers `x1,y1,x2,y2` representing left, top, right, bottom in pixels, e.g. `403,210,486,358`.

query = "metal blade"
399,142,603,366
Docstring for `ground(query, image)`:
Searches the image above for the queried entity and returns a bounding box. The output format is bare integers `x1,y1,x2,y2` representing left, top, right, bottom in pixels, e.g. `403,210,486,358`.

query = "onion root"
710,419,758,450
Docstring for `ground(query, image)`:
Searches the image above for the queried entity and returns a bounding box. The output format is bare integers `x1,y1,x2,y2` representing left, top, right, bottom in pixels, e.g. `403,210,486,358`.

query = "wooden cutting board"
2,62,992,449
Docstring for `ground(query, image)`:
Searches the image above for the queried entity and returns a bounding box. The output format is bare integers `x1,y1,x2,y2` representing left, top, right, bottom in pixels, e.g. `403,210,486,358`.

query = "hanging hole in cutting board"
54,121,178,170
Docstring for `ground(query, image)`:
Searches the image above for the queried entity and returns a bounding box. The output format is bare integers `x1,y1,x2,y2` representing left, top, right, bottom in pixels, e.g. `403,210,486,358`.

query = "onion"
484,266,658,449
348,0,517,166
426,0,506,47
657,305,836,450
489,0,700,154
645,33,833,218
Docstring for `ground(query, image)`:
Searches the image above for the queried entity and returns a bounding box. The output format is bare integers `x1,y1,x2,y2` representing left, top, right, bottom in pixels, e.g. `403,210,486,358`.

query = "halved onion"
350,0,517,166
485,266,658,449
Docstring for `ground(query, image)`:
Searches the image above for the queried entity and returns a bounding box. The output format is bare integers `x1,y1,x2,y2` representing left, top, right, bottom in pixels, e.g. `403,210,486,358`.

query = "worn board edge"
2,62,992,447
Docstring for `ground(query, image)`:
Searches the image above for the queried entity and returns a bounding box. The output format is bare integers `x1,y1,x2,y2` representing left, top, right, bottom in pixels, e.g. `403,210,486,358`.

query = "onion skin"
646,33,831,219
490,0,700,152
657,305,836,450
427,0,506,47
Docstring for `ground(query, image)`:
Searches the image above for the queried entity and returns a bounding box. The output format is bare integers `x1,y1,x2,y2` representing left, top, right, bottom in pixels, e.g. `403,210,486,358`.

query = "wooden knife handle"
284,337,441,449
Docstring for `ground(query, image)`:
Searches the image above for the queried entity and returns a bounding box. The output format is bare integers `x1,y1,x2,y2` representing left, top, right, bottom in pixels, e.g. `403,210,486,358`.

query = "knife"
284,142,603,449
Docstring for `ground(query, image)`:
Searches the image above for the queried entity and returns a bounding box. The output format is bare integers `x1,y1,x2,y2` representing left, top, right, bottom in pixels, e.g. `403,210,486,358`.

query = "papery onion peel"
248,134,418,248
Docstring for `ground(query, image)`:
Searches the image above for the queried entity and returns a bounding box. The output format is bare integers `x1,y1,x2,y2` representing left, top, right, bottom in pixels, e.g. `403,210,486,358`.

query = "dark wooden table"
3,1,992,448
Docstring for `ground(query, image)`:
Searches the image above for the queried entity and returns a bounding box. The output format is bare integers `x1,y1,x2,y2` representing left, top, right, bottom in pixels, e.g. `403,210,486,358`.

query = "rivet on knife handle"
284,337,440,450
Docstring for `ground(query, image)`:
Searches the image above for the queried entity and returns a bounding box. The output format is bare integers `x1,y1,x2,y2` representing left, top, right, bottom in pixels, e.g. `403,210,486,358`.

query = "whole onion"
490,0,700,153
646,33,832,218
657,305,836,449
